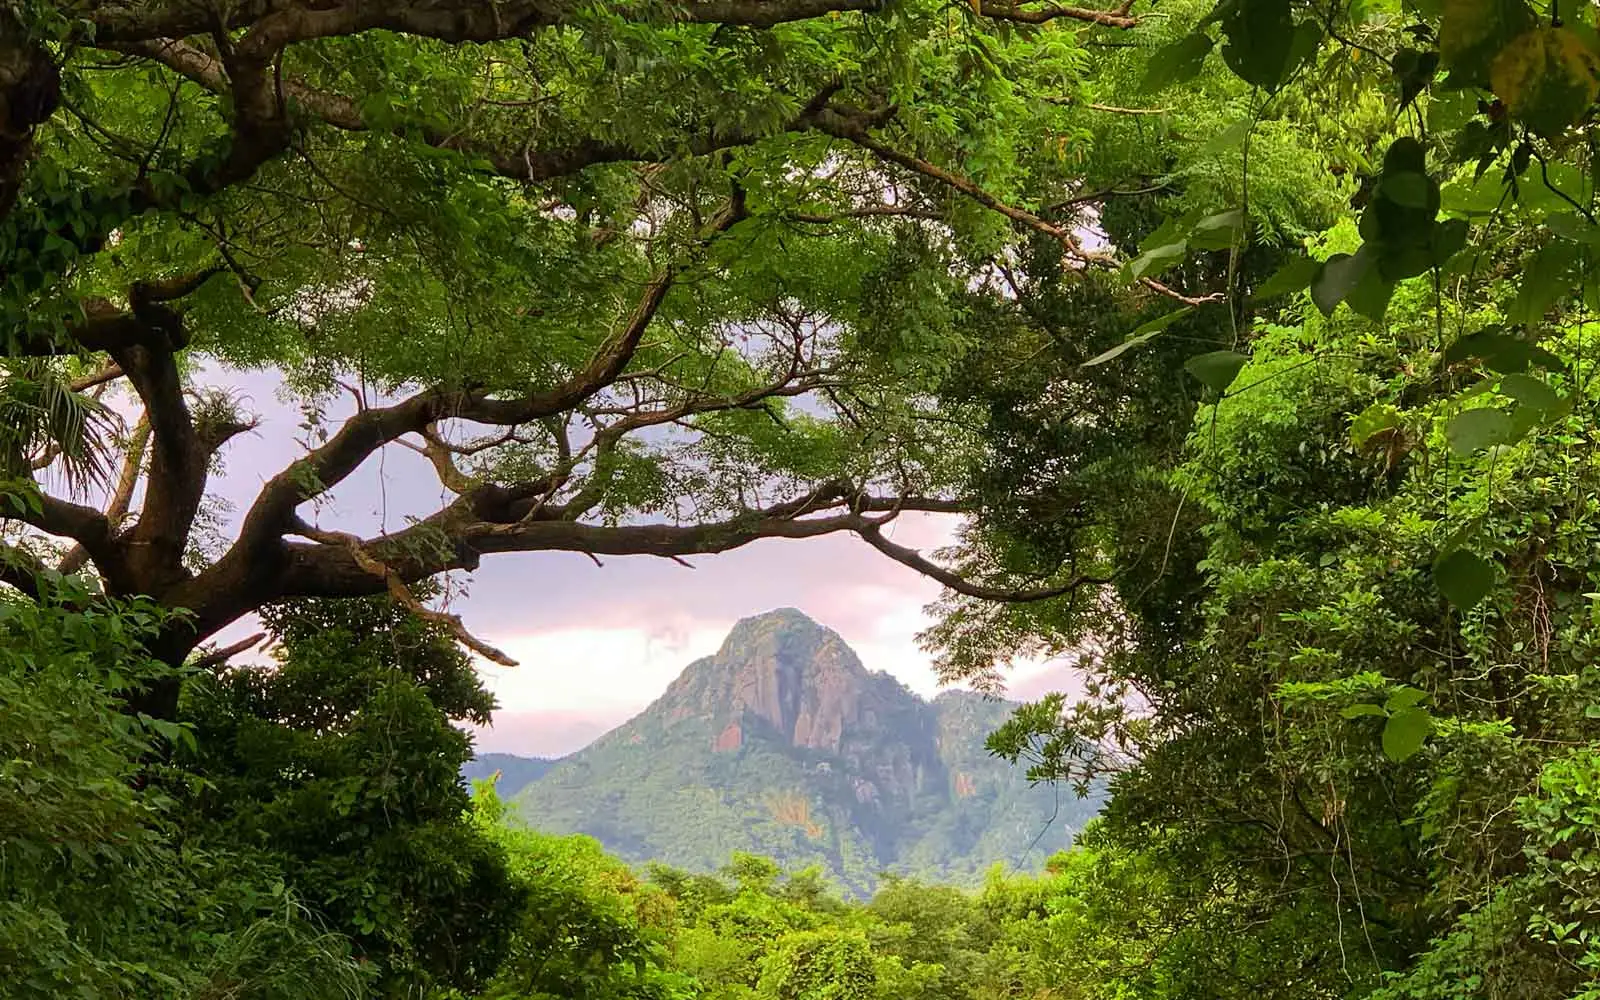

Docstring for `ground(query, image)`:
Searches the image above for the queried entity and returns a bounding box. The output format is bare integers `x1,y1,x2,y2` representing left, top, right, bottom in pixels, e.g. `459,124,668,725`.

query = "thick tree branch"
84,0,884,46
0,538,46,599
290,517,516,665
233,196,746,560
115,38,853,185
814,110,1081,247
190,630,267,669
977,0,1138,28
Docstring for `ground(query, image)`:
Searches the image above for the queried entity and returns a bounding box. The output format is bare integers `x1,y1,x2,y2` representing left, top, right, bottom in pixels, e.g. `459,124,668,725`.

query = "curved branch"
853,521,1108,602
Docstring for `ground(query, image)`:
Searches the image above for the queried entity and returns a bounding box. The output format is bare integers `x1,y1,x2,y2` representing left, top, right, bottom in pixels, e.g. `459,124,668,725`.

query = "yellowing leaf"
1440,0,1536,85
1490,27,1600,138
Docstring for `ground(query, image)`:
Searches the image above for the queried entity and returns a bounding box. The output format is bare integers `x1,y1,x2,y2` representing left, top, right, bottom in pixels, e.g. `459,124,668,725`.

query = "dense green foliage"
7,0,1600,997
509,609,1099,894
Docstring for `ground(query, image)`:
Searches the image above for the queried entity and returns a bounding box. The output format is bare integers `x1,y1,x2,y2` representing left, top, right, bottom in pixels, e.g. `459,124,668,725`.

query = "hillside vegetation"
508,610,1100,893
4,0,1600,997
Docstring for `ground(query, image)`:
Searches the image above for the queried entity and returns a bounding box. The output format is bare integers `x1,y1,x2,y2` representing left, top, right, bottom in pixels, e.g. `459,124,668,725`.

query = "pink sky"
193,369,1082,757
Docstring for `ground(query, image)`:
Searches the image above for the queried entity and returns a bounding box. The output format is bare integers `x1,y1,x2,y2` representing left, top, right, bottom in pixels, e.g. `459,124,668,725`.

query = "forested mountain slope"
459,753,556,800
505,609,1099,893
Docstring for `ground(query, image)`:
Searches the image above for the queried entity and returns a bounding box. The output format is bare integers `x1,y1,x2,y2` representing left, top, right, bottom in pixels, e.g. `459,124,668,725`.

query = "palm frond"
0,360,122,493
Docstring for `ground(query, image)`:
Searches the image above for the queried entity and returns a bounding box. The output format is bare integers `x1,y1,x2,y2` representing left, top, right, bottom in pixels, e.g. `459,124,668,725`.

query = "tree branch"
853,521,1108,601
0,538,46,599
85,0,885,46
190,630,267,670
59,414,149,576
290,517,516,665
976,0,1138,28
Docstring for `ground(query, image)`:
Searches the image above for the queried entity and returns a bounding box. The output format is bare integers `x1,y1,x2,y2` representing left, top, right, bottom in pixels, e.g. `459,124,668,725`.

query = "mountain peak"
719,607,829,649
658,608,895,754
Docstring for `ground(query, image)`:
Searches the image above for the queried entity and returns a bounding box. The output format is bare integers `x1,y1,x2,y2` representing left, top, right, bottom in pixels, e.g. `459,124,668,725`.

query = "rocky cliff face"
505,608,1101,895
658,608,937,760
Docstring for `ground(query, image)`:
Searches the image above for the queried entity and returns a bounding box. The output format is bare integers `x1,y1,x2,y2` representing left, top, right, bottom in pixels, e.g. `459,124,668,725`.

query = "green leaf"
1126,241,1188,281
1431,218,1471,266
1220,0,1298,90
1446,406,1515,454
1200,118,1253,157
1142,32,1214,92
1351,403,1401,447
1382,707,1432,762
1380,170,1437,209
1440,0,1537,87
1445,326,1564,373
1184,350,1249,395
1433,548,1496,609
1385,687,1428,712
1499,372,1561,411
1345,261,1396,321
1188,209,1246,251
1383,136,1429,175
1253,255,1319,299
1311,251,1370,316
1081,310,1190,366
1508,242,1582,326
1340,703,1387,719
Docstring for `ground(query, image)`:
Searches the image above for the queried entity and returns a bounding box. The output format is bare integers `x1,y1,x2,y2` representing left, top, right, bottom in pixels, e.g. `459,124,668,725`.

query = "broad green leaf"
1340,703,1387,719
1184,350,1249,394
1311,251,1370,316
1385,687,1428,712
1139,209,1201,253
1200,118,1253,157
1081,318,1181,367
1346,260,1396,321
1142,32,1214,92
1446,407,1515,454
1380,170,1437,210
1188,209,1246,251
1445,326,1564,373
1431,218,1470,265
1507,242,1582,326
1220,0,1298,90
1439,0,1537,86
1433,548,1495,609
1253,255,1319,299
1126,241,1188,281
1382,136,1429,175
1382,707,1432,761
1499,373,1561,411
1490,27,1600,138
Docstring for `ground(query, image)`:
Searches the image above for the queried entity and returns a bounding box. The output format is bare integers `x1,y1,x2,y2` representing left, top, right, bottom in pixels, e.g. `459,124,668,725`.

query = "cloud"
467,710,619,757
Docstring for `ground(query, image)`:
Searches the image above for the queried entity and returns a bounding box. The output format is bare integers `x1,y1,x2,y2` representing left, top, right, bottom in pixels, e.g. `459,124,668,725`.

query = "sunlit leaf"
1440,0,1537,86
1351,403,1401,447
1490,27,1600,138
1382,707,1432,761
1385,687,1428,712
1340,703,1387,719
